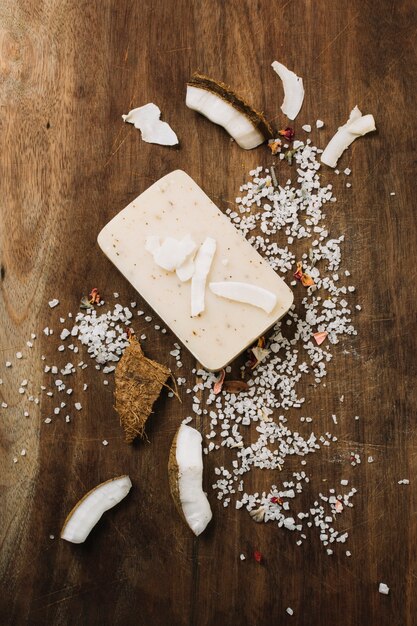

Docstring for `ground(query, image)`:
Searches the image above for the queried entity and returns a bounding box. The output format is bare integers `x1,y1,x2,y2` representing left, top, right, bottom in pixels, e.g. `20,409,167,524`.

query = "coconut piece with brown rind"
114,337,171,443
186,72,273,149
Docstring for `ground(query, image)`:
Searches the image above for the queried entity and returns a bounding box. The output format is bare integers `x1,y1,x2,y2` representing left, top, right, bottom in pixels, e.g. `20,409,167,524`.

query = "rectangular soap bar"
97,170,293,371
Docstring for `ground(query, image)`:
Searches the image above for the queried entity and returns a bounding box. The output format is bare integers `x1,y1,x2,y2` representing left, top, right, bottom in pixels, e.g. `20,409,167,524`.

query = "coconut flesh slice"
209,281,277,314
168,424,212,536
61,476,132,544
191,237,216,316
186,73,273,150
122,103,178,146
271,61,304,121
146,234,197,272
321,106,376,168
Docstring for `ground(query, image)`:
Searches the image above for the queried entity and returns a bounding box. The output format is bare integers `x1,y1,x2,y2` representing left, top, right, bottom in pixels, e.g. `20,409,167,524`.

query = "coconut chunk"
321,106,376,168
191,237,216,316
176,250,197,282
186,73,273,150
271,61,304,120
168,424,212,535
61,476,132,544
122,103,178,146
209,281,277,314
147,235,197,272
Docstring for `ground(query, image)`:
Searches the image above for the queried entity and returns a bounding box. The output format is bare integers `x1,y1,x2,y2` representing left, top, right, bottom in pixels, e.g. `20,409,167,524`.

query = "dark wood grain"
1,1,417,625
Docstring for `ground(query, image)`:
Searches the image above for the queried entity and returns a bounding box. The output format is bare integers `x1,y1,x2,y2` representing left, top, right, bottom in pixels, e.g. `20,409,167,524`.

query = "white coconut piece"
122,103,178,146
321,106,376,168
186,86,265,150
191,237,216,316
150,235,197,272
271,61,304,120
145,235,161,255
170,424,212,536
61,475,132,544
176,250,197,282
209,281,277,314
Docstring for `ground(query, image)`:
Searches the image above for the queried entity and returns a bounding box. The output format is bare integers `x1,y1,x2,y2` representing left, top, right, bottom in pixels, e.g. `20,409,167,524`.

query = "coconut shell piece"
115,337,171,443
187,72,273,141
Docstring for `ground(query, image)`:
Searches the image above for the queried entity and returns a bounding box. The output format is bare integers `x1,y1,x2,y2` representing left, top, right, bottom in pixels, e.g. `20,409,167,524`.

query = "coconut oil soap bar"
97,170,293,370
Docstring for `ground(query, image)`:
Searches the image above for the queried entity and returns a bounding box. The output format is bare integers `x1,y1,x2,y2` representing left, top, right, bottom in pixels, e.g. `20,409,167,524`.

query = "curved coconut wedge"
209,281,277,314
61,476,132,544
271,61,304,121
321,106,376,168
186,73,273,150
169,424,212,536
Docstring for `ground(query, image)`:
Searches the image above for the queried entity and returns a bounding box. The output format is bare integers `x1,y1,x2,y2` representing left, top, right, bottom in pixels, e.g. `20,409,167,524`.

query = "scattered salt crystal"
113,292,119,298
44,418,52,424
332,414,337,425
65,415,70,423
16,352,23,359
26,341,33,348
344,168,351,176
74,402,82,411
18,387,25,394
24,411,29,417
13,457,18,464
345,550,351,557
398,479,409,485
368,456,374,463
316,119,324,128
49,535,55,540
390,192,396,196
341,479,349,486
1,402,8,408
378,583,389,595
102,440,109,446
48,299,59,308
20,448,27,456
5,361,12,368
240,553,246,561
286,608,294,616
302,124,311,132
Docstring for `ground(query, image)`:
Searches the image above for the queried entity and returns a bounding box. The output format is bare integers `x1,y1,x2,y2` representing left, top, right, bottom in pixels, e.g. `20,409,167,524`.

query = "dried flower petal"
213,369,225,394
301,273,314,287
80,296,94,310
270,496,284,505
293,262,304,281
313,331,328,346
335,500,343,513
268,138,282,155
279,127,295,142
253,550,263,563
89,288,101,305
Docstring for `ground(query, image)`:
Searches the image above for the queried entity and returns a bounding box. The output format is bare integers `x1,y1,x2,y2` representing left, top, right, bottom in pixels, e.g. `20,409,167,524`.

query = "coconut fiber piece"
115,337,171,443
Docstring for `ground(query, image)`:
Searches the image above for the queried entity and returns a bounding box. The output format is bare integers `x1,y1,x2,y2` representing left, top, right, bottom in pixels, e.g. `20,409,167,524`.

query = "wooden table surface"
1,1,417,625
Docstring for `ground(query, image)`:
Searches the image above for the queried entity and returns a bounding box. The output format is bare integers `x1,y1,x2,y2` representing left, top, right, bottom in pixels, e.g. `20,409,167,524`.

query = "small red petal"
213,369,225,394
253,550,262,563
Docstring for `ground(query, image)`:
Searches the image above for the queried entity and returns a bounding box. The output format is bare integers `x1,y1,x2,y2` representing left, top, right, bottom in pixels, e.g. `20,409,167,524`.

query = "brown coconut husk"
114,338,171,443
168,429,187,526
187,72,274,141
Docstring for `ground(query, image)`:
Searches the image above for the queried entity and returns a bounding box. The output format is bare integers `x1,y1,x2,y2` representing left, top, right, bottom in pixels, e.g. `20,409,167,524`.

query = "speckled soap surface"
97,170,293,370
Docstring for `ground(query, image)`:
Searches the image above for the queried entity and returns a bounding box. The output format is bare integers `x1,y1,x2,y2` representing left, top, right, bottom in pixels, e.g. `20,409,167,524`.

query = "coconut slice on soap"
321,106,376,168
209,281,277,314
191,237,216,316
61,476,132,544
168,424,212,536
186,73,273,150
271,61,304,121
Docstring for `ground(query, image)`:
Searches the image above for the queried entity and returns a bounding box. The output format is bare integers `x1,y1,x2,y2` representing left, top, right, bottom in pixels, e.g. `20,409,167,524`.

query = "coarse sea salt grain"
379,583,389,595
49,299,60,308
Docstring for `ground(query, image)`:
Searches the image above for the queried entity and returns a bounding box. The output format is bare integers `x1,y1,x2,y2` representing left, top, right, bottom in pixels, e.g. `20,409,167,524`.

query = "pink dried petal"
313,331,328,346
213,369,225,394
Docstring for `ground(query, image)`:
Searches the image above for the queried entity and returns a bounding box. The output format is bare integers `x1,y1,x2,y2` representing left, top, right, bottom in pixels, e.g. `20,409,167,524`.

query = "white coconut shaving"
191,237,216,317
271,61,304,120
147,235,197,272
61,476,132,543
209,281,277,314
186,86,266,150
122,103,178,146
175,424,212,535
321,106,376,168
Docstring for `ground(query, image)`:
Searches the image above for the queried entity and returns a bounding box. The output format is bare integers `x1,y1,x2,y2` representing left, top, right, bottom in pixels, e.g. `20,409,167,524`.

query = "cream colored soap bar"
97,170,293,371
